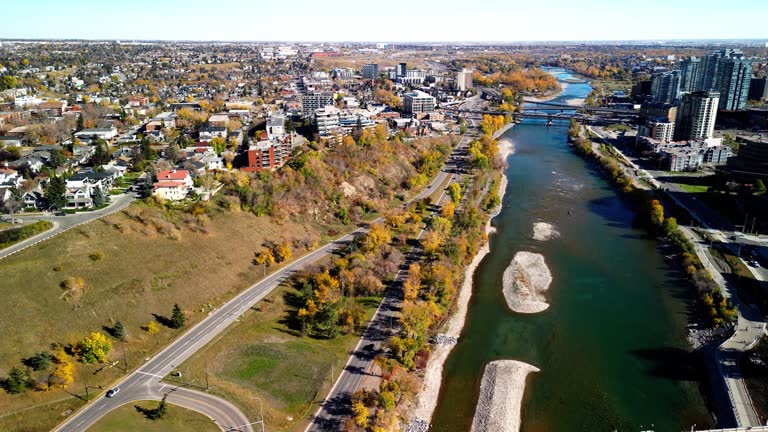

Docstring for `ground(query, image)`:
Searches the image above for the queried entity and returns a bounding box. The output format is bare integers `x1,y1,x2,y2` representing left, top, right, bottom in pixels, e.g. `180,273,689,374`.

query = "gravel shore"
502,252,552,314
471,360,541,432
410,142,511,426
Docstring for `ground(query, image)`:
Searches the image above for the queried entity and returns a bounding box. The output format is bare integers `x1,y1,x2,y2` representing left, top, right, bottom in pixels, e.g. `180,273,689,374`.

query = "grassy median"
87,400,219,432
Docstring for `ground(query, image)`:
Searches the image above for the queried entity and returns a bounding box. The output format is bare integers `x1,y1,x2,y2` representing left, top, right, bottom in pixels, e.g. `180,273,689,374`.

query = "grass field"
86,400,219,432
170,282,383,432
677,183,710,193
0,205,341,432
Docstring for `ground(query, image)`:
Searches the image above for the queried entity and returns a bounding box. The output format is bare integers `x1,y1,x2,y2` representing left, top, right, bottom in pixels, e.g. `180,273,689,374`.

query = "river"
430,69,713,431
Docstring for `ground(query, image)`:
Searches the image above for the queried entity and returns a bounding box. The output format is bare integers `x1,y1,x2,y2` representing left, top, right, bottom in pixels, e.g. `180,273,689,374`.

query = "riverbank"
522,80,567,104
410,128,512,426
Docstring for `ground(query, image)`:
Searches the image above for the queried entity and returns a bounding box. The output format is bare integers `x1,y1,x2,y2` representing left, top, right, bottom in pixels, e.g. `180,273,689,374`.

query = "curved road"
52,142,462,432
0,192,137,261
87,385,252,432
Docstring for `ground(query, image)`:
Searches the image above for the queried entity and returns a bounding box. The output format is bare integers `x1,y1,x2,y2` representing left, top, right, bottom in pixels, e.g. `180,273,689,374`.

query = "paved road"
0,192,137,261
305,138,469,431
52,144,459,432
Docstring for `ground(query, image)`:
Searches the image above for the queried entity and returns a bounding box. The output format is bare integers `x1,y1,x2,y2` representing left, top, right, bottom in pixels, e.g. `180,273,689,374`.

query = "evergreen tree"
113,320,125,339
146,395,168,420
92,186,106,207
76,113,84,132
170,304,185,329
45,176,67,210
3,367,29,394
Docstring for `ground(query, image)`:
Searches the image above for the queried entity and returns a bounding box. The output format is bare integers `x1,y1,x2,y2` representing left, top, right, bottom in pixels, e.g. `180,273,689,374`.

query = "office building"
650,70,681,104
301,92,333,116
362,63,379,79
397,63,407,77
716,56,753,110
403,90,436,114
457,68,474,91
749,77,768,101
675,91,719,141
679,57,701,93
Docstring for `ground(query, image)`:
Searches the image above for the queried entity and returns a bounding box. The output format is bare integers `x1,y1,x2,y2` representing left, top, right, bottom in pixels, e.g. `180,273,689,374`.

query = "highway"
52,142,459,432
305,137,469,431
0,191,137,261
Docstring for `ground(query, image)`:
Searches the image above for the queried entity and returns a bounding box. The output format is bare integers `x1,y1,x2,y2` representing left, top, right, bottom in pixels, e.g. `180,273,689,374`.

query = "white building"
397,69,426,86
457,68,474,91
74,126,118,141
266,113,286,139
315,106,341,138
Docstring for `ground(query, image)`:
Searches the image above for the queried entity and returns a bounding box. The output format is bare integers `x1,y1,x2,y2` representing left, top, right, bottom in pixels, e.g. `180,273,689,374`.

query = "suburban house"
152,169,193,201
152,181,188,201
65,185,93,209
198,126,228,142
22,188,45,209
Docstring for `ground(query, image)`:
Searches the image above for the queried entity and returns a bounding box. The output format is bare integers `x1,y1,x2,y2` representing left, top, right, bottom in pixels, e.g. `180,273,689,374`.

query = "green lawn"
0,207,339,432
87,400,219,432
172,285,383,432
677,183,710,193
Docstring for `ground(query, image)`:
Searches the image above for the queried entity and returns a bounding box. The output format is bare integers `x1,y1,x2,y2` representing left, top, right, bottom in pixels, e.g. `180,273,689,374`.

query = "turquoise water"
430,70,712,432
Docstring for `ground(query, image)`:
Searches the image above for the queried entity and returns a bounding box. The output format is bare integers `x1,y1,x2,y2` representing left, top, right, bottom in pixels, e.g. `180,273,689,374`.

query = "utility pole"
122,343,128,372
83,364,90,400
204,363,209,389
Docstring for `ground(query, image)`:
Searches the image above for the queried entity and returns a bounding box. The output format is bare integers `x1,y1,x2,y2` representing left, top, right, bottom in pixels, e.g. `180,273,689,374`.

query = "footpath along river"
430,69,714,431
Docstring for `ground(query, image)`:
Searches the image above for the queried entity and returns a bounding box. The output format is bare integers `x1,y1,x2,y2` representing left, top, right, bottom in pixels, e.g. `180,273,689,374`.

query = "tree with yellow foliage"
352,401,369,427
275,242,292,263
74,332,112,364
362,223,392,253
254,248,276,266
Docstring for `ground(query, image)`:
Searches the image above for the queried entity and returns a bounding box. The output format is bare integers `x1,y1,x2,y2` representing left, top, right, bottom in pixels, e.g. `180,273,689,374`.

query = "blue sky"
2,0,767,42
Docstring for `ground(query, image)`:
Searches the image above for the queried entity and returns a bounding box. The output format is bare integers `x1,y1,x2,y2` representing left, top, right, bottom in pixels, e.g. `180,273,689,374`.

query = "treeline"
339,116,508,431
473,68,559,94
567,120,736,327
0,221,53,249
215,125,454,225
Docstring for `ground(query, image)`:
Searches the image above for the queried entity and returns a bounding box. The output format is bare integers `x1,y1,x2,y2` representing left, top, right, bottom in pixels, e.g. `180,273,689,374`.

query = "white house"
152,181,187,201
75,126,118,141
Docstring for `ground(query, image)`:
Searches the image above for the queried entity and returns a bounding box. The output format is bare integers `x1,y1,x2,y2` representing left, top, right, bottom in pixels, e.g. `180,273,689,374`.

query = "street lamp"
250,396,265,432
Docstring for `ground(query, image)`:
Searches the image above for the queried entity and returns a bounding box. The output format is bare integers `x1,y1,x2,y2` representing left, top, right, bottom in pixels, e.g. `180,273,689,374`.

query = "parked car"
105,387,120,398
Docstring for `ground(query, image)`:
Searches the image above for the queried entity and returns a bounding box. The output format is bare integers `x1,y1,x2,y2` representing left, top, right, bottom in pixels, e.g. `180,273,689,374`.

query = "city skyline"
3,0,768,43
